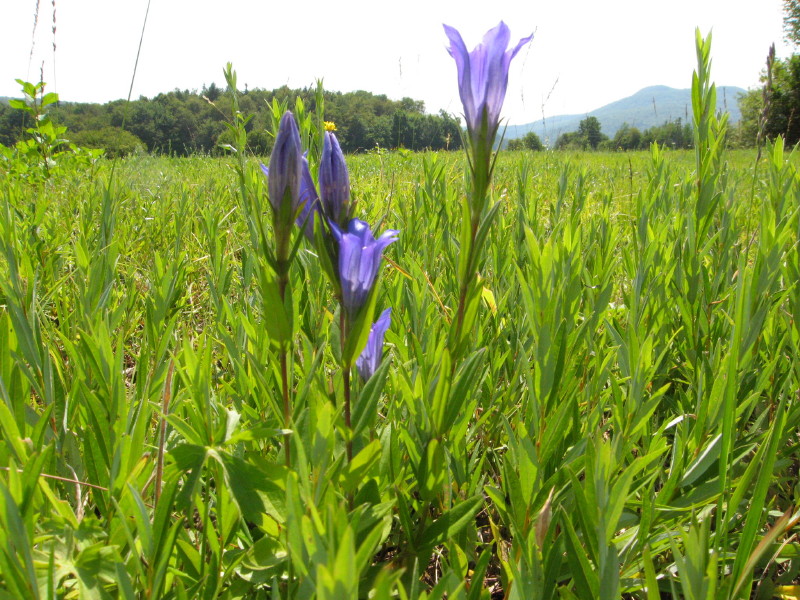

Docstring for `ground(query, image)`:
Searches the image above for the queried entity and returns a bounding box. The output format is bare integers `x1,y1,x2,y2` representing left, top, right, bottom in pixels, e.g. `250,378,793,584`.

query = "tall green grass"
1,35,800,599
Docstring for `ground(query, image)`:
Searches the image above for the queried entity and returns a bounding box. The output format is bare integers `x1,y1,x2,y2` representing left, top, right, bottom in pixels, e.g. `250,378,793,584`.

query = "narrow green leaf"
418,494,483,552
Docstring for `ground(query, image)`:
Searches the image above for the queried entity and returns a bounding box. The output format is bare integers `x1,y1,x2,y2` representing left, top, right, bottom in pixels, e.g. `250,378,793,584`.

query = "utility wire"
126,0,152,109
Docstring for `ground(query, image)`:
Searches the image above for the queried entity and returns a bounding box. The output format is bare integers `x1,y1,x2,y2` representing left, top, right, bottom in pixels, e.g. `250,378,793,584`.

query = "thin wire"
110,0,152,182
126,0,152,109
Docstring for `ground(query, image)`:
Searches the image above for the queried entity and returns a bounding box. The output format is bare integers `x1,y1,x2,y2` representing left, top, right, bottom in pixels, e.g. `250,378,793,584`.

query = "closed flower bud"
319,131,351,226
268,111,303,214
297,154,320,240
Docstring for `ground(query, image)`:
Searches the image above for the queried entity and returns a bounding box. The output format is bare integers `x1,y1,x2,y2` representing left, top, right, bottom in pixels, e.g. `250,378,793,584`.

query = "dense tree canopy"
785,0,800,45
0,85,463,156
611,124,642,150
554,116,609,150
507,131,543,151
731,1,800,147
734,51,800,147
550,117,692,151
579,116,605,149
639,119,693,149
761,54,800,144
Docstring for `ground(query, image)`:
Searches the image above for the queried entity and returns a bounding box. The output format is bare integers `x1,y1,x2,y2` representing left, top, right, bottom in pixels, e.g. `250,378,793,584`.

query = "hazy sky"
0,0,792,125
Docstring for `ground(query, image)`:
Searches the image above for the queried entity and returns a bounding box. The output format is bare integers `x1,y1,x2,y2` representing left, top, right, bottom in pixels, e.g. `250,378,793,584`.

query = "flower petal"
443,24,476,129
481,22,513,127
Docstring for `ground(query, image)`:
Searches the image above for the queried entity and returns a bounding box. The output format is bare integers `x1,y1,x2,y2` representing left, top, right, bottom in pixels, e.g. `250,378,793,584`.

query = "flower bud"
319,131,351,226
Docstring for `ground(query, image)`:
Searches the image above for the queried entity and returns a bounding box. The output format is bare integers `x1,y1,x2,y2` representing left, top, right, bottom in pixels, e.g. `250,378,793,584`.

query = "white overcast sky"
0,0,793,125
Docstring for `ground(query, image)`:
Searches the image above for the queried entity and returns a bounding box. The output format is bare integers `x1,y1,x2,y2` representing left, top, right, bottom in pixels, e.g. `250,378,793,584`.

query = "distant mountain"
505,85,745,146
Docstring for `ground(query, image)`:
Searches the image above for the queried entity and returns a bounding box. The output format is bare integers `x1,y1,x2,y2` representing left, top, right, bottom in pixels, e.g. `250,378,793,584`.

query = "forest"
0,82,463,156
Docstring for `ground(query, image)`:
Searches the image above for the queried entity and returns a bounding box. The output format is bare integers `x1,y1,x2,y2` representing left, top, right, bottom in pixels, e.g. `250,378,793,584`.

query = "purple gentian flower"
443,22,532,140
331,219,399,318
267,111,303,213
261,153,320,239
297,154,320,239
356,307,392,381
319,131,351,226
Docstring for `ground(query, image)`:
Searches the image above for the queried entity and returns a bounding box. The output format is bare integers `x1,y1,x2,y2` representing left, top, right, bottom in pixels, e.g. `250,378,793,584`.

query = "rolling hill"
506,85,746,146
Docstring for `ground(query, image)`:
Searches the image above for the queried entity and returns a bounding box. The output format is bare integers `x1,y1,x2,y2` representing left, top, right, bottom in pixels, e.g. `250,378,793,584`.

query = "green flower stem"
344,367,352,464
450,137,491,366
340,308,353,463
280,349,291,468
277,256,291,468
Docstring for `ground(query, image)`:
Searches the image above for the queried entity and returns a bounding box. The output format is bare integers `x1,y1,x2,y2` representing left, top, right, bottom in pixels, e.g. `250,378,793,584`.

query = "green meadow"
2,139,800,599
2,32,800,600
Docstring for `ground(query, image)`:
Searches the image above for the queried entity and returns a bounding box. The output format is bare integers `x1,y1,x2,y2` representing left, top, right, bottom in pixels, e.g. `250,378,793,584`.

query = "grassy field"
1,133,800,599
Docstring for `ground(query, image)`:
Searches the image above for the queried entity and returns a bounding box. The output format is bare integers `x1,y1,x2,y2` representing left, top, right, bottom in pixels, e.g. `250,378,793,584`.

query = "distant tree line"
733,52,800,147
504,116,694,152
553,117,610,150
512,0,800,154
0,84,462,156
568,116,693,150
604,119,694,150
540,66,800,150
728,1,800,147
507,131,544,151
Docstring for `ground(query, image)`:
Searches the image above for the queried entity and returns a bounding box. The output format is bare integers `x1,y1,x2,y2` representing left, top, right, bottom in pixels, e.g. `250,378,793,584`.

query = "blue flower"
443,22,532,141
319,131,351,226
261,153,319,239
297,154,320,239
331,219,398,318
266,111,303,214
356,307,392,381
